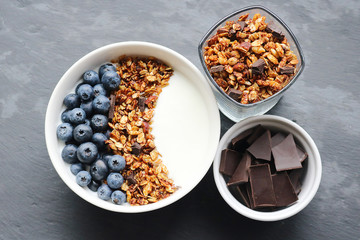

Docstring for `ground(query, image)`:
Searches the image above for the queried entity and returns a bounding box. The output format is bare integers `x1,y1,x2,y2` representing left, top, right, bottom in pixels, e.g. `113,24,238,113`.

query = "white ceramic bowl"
213,115,321,221
45,41,221,213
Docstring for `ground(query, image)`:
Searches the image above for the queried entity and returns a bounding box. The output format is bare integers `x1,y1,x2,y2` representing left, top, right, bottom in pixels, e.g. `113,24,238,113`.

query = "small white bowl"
213,115,322,221
45,41,221,213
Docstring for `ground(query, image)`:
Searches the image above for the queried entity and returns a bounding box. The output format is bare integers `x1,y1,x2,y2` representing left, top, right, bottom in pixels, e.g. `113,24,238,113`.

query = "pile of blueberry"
56,63,127,205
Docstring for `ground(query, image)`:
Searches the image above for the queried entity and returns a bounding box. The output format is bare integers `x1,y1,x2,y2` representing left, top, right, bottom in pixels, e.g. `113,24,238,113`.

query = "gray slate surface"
0,0,359,239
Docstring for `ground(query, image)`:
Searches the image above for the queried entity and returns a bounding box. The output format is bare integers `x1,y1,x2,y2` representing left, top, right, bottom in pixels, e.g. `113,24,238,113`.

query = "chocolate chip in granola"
210,65,225,73
229,29,237,41
131,142,142,156
108,94,116,120
280,66,295,75
251,59,266,75
138,96,146,112
126,171,137,185
266,24,285,41
228,88,243,101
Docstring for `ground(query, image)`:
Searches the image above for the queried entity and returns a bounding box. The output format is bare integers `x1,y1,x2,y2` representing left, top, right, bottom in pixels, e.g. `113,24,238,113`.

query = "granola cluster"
106,56,176,205
203,13,299,104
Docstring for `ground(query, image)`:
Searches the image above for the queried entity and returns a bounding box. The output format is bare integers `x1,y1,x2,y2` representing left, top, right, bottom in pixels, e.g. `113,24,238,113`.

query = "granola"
203,13,299,104
106,56,177,205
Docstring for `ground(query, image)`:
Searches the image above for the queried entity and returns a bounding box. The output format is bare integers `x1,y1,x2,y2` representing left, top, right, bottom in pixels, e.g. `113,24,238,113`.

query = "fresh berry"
61,144,78,163
101,71,121,91
90,159,108,181
70,163,84,175
63,93,81,109
88,180,101,192
97,184,112,200
90,114,108,132
56,123,73,141
92,95,110,114
76,84,94,101
77,142,98,164
80,101,93,117
93,84,107,97
99,63,116,78
107,155,126,171
61,110,71,123
107,172,124,189
73,124,93,143
111,190,126,205
83,70,100,86
91,132,108,150
69,108,86,125
76,170,91,187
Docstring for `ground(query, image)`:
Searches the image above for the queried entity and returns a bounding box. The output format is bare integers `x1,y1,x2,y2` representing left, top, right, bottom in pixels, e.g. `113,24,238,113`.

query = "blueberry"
70,163,84,175
90,114,108,132
73,124,93,143
111,190,126,205
92,95,110,114
76,170,91,187
99,63,116,78
107,155,126,171
90,159,108,181
77,142,98,164
76,84,94,101
92,132,108,150
97,184,112,201
56,123,73,142
101,71,121,91
107,172,124,189
61,110,71,123
69,108,86,125
83,70,100,86
75,83,84,94
88,180,101,192
63,93,81,109
93,84,107,97
61,144,78,163
80,101,93,117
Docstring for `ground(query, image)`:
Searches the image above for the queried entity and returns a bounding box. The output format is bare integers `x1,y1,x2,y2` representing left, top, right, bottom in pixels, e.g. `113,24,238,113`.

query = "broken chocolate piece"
108,94,116,120
219,149,241,176
231,128,253,152
288,168,303,195
249,164,276,208
210,65,224,73
138,96,146,112
246,183,255,209
239,41,251,52
247,130,272,161
272,172,298,207
228,29,237,41
271,132,286,147
272,134,302,171
237,184,251,208
280,66,295,75
296,145,308,163
228,88,243,101
131,142,142,156
251,59,266,75
246,125,266,145
266,23,285,41
227,152,252,186
126,171,137,185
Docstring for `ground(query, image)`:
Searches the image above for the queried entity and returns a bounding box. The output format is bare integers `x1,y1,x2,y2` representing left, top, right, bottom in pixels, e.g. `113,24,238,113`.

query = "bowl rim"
198,5,305,108
45,41,221,213
213,115,322,221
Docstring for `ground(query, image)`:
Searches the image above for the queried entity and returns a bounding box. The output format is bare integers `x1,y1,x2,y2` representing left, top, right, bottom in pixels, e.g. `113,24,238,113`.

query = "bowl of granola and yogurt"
45,41,221,212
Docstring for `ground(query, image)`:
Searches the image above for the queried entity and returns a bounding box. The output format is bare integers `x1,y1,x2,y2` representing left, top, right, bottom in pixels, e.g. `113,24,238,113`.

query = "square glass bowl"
198,5,305,122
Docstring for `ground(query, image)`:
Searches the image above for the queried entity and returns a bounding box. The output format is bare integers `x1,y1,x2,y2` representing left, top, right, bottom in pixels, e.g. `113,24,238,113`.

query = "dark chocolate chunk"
246,125,266,145
219,149,241,176
228,88,243,101
138,97,146,112
237,184,251,208
272,172,298,207
296,145,308,163
131,142,142,156
229,29,237,41
247,130,272,161
108,94,116,120
251,59,266,75
280,66,295,75
272,134,302,171
271,132,286,147
231,128,253,152
288,168,303,195
210,65,224,73
249,164,276,208
227,152,252,186
126,171,137,185
246,183,254,209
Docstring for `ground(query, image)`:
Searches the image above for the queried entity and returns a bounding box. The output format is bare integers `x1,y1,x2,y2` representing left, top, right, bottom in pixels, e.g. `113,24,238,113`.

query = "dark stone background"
0,0,359,239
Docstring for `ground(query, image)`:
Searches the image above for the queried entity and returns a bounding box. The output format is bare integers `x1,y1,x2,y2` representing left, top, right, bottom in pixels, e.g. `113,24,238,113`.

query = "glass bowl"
198,5,305,122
